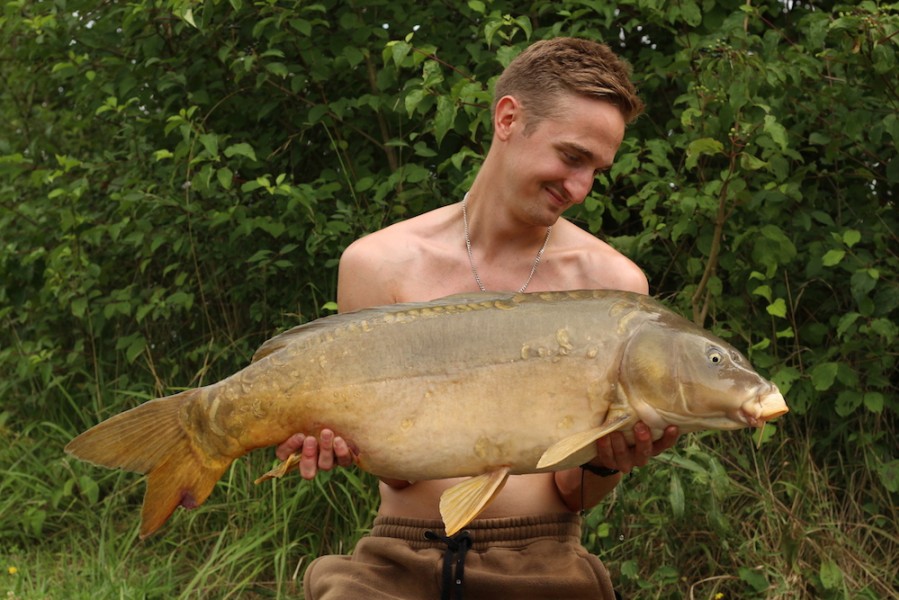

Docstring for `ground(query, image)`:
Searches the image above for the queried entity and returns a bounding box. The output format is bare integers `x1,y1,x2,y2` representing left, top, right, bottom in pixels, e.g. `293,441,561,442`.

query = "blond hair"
492,37,644,128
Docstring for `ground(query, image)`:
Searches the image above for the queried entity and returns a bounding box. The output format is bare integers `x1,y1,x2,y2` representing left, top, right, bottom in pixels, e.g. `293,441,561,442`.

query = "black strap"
424,529,473,600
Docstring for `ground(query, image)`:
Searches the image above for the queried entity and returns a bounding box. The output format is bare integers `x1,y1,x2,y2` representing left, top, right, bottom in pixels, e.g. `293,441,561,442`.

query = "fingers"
276,433,307,461
279,428,354,480
593,422,681,474
299,435,319,480
333,435,354,467
595,430,635,473
653,425,680,455
593,433,617,471
630,422,654,469
318,429,335,471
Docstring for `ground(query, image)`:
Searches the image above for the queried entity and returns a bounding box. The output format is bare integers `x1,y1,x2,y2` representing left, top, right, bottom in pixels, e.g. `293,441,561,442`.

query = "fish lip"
740,391,789,428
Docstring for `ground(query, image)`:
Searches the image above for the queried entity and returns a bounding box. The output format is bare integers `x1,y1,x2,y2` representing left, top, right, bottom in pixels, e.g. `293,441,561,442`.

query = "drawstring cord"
424,529,473,600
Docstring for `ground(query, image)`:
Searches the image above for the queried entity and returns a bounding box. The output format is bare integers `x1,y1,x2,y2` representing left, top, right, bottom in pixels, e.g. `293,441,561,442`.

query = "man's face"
502,93,626,226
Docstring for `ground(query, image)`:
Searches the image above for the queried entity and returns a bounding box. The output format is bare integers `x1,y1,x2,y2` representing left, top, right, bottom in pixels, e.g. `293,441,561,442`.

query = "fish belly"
215,292,636,481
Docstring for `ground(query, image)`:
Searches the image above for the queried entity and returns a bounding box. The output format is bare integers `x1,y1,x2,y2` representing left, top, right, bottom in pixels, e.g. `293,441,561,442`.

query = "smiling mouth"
545,187,570,207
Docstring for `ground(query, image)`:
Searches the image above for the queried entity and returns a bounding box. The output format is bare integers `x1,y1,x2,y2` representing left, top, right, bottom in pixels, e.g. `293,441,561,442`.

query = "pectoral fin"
254,452,303,484
439,466,511,536
536,413,631,470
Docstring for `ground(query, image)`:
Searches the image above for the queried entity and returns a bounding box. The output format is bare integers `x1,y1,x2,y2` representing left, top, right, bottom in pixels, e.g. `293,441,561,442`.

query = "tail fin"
65,389,232,538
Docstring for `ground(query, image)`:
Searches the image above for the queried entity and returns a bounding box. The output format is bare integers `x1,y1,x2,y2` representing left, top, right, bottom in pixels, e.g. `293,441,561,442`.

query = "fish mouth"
740,391,789,428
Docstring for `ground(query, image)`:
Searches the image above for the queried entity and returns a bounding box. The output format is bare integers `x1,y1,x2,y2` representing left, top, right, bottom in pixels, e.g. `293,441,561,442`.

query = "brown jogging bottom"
303,513,618,600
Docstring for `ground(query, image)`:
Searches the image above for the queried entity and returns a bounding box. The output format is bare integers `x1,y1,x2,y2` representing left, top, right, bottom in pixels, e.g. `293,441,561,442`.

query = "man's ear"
493,95,522,142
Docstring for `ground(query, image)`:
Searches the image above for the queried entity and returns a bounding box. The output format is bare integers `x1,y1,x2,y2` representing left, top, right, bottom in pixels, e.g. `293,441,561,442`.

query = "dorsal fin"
250,292,519,363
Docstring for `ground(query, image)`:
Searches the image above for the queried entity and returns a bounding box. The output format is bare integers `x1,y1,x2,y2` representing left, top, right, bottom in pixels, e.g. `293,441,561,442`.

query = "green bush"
1,1,895,598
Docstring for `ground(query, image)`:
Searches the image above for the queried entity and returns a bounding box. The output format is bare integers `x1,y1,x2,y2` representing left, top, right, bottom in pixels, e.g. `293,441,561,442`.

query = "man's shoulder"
344,204,457,255
554,220,649,294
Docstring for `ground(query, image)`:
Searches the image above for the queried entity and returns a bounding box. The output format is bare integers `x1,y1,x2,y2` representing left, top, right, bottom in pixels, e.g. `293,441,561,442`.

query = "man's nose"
565,169,595,204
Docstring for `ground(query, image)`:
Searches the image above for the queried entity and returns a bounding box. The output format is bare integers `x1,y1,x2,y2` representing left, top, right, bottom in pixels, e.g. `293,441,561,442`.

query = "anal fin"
439,466,511,536
254,452,302,484
536,413,631,470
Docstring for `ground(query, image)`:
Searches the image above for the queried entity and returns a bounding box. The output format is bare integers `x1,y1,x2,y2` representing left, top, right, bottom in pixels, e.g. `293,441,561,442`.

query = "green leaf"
878,460,899,493
810,362,838,391
403,164,430,183
514,15,533,40
685,138,724,169
434,95,456,144
390,41,411,67
247,249,271,263
265,62,289,78
258,220,286,238
842,229,861,248
224,142,257,162
404,89,427,116
620,560,639,579
289,18,311,36
198,133,219,158
835,390,861,416
484,20,503,47
680,0,702,26
772,367,801,395
863,392,884,414
308,104,330,124
763,114,789,150
766,298,787,318
167,291,194,310
71,297,88,318
752,284,772,302
125,335,146,364
180,8,197,29
870,318,897,340
668,472,685,518
836,312,860,338
738,567,768,593
216,167,233,190
819,560,843,590
850,268,878,300
872,41,895,74
821,249,845,267
78,475,100,505
740,152,768,171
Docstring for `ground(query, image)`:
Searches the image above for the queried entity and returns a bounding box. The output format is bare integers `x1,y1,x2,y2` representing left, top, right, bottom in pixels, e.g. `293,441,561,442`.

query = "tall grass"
3,403,895,598
587,427,899,599
0,390,379,599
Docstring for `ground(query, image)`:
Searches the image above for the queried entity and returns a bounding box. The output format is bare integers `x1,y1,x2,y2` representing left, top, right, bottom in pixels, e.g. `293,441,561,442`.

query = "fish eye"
707,348,724,365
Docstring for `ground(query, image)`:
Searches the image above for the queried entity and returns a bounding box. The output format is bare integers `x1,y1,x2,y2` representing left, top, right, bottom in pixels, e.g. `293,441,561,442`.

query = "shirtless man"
279,37,679,600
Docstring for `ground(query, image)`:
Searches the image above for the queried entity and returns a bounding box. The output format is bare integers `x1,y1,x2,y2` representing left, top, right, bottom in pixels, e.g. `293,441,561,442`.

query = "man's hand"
275,429,354,480
589,422,679,474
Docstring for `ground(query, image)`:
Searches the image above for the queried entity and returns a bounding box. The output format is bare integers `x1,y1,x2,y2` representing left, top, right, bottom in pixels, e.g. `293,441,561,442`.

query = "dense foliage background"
1,0,896,598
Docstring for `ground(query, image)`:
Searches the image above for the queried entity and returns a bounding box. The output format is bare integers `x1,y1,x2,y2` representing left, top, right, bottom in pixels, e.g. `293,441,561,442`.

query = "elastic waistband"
369,513,582,550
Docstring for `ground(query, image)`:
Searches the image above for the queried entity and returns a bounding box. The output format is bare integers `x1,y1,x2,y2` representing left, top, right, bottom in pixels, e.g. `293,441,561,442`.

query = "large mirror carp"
66,290,788,537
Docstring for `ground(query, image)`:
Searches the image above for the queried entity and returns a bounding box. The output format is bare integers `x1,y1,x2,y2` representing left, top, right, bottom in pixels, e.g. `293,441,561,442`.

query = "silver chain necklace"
461,193,552,293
